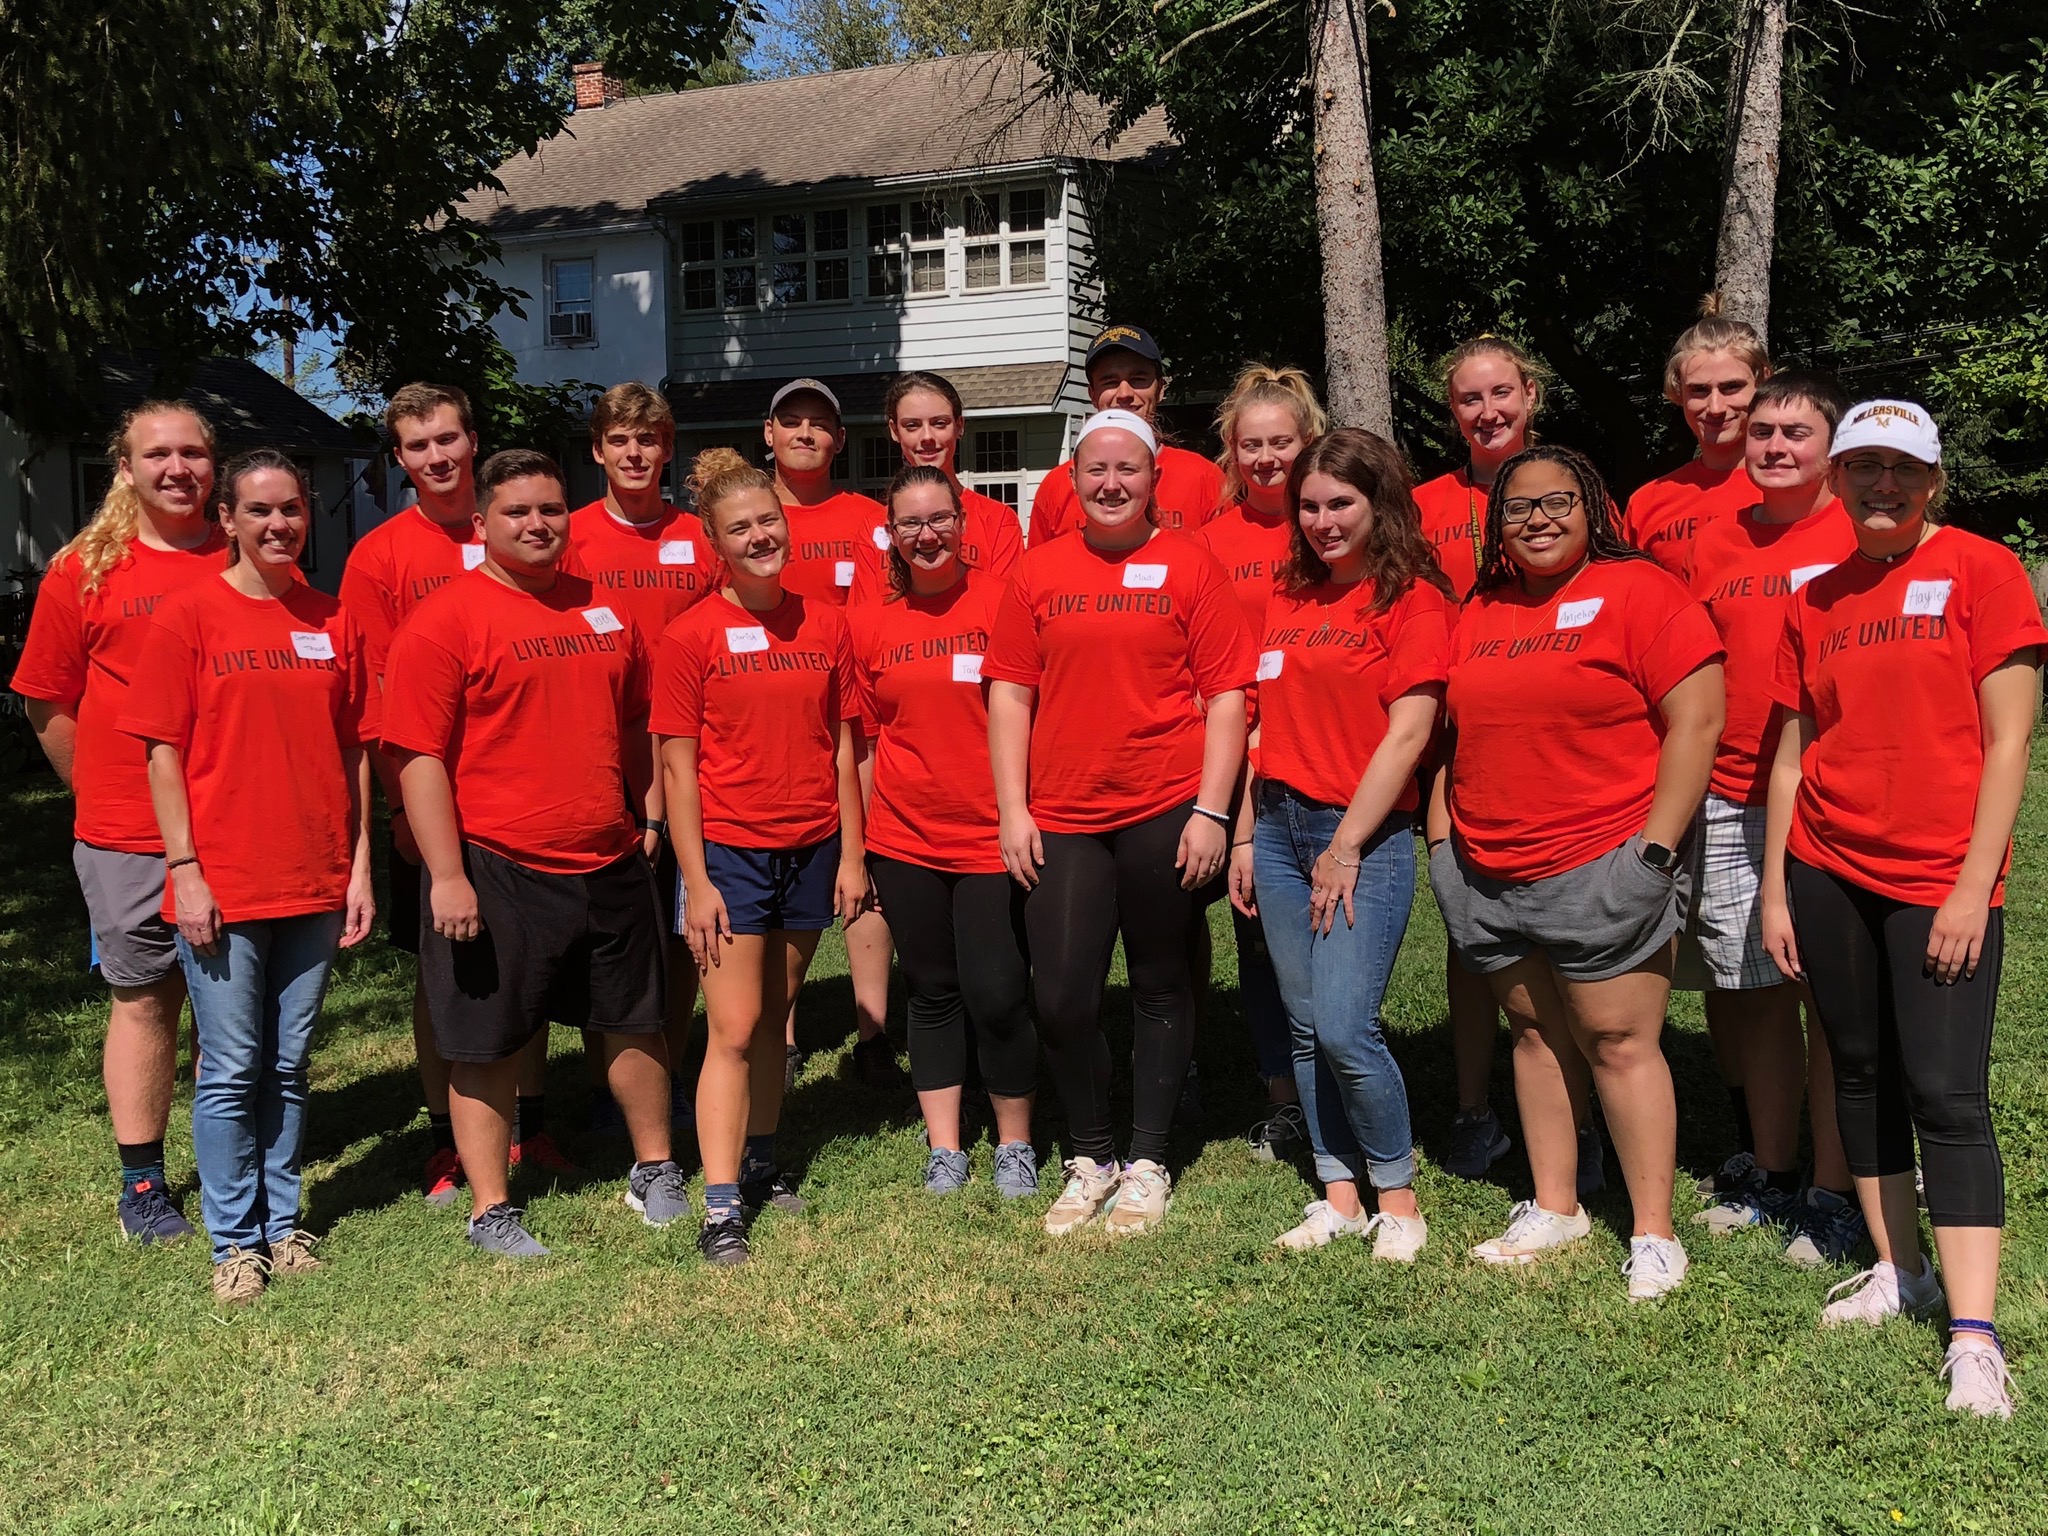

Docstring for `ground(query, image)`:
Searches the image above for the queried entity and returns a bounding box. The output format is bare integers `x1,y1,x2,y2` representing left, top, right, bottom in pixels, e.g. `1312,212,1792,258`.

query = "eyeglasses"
890,512,960,537
1500,491,1581,524
1838,457,1934,489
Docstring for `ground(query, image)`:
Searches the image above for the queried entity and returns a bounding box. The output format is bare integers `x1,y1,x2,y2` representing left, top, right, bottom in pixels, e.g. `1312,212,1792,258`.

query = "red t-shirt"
846,486,1025,607
117,578,368,921
982,530,1257,833
651,592,858,851
1768,526,2048,907
1687,500,1857,806
337,506,484,694
1197,500,1293,641
1621,460,1758,579
1447,558,1724,880
379,571,648,875
779,490,888,606
559,500,722,639
10,534,228,851
1257,577,1453,812
1413,468,1487,602
847,572,1005,874
1026,444,1226,547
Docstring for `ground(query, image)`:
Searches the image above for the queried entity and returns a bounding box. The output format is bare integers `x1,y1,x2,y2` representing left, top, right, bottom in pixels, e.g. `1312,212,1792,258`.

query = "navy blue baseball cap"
1085,325,1164,371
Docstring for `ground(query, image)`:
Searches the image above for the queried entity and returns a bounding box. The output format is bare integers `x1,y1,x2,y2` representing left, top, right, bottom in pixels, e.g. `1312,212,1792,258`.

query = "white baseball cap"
1073,408,1158,453
768,378,842,418
1831,398,1942,464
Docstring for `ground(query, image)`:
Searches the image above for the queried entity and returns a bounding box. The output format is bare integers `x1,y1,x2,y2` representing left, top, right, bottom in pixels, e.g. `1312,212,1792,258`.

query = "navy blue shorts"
689,839,839,935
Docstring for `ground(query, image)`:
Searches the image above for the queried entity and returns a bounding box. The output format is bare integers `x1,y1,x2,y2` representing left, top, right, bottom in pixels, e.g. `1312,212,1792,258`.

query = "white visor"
1073,409,1158,455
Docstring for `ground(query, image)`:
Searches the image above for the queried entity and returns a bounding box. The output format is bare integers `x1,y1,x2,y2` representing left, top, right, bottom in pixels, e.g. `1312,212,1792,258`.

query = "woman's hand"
1176,813,1227,892
835,858,871,928
683,877,731,971
1926,883,1992,985
1761,893,1801,982
1000,808,1044,891
340,862,376,949
172,864,223,956
429,873,481,943
1309,843,1361,936
1227,841,1257,918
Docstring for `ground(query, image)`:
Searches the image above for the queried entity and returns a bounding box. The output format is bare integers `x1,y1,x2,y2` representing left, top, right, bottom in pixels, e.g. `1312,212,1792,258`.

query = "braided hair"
1470,444,1649,596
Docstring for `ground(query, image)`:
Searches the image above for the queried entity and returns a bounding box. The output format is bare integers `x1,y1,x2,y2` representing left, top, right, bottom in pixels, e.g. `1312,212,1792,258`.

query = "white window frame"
678,206,857,313
545,255,597,346
969,425,1026,508
963,185,1051,293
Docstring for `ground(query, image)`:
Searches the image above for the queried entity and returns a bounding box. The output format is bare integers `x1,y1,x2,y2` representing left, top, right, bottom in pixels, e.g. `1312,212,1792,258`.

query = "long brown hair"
1280,429,1455,609
215,449,313,567
881,465,961,600
1471,444,1648,595
61,401,218,591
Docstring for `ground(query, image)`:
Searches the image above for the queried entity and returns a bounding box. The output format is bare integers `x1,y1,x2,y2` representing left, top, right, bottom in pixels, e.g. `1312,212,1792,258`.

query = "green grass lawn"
2,768,2044,1536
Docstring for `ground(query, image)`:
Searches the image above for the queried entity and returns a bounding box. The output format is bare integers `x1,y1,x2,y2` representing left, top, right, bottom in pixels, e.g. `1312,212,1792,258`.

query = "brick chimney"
573,61,624,111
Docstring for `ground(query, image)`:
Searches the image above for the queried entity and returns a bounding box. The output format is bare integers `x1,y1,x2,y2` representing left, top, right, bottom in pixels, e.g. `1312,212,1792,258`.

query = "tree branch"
1158,0,1296,66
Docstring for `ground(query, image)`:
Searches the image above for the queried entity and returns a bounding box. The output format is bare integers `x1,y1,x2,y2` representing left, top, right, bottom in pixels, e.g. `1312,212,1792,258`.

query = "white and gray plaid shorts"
1684,793,1785,991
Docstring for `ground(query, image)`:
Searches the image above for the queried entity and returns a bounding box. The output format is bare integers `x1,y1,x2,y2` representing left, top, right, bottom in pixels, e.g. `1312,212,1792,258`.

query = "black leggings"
1026,802,1198,1164
867,857,1037,1098
1788,857,2004,1227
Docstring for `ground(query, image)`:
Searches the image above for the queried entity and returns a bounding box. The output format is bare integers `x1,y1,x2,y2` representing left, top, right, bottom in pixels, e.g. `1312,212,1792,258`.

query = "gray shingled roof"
96,352,357,454
464,51,1173,236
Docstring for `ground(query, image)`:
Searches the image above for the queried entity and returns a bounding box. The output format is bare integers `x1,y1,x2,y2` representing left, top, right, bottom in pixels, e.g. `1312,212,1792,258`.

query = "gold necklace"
1507,556,1594,640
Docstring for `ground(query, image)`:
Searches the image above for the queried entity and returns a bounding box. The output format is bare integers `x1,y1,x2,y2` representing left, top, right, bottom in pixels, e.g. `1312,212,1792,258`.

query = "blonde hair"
61,401,217,592
1662,292,1771,403
1214,364,1328,505
1438,334,1551,420
687,446,776,534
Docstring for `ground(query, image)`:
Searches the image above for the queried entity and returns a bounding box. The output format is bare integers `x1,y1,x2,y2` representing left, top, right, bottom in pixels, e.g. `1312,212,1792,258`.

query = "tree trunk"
1714,0,1787,347
1311,0,1394,437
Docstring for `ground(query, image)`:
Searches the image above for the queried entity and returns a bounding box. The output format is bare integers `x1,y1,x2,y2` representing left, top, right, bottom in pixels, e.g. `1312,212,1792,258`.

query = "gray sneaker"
1246,1103,1308,1162
466,1202,549,1258
1782,1186,1870,1268
1443,1107,1511,1178
626,1160,693,1227
923,1147,971,1194
1577,1122,1606,1200
992,1140,1039,1199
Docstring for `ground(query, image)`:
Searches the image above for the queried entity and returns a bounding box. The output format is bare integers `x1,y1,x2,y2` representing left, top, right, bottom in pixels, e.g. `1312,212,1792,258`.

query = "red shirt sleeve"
846,608,882,726
340,615,373,748
650,619,707,738
829,610,861,727
1633,580,1726,703
1026,473,1073,549
1184,555,1258,699
1766,600,1813,717
115,603,200,750
338,538,398,685
378,620,465,760
981,565,1044,686
9,557,87,705
1381,583,1453,705
622,620,652,724
981,502,1024,577
1964,559,2048,684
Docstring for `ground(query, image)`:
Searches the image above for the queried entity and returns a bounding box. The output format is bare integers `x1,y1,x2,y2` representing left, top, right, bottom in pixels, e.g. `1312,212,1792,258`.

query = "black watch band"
1638,839,1680,873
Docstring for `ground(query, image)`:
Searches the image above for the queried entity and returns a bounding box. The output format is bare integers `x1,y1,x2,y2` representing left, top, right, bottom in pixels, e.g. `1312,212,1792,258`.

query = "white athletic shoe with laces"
1941,1339,2017,1420
1273,1199,1367,1250
1043,1157,1121,1236
1471,1200,1592,1265
1363,1211,1428,1263
1103,1159,1173,1237
1819,1257,1944,1327
1623,1234,1689,1300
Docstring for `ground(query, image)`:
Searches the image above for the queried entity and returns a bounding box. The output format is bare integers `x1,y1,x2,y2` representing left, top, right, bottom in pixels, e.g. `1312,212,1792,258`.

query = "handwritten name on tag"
1788,563,1836,592
872,525,892,550
834,560,855,587
1902,579,1952,618
952,653,984,684
658,540,696,566
290,631,335,662
1556,597,1605,630
726,626,769,654
461,545,487,570
1122,564,1168,590
1256,649,1285,681
581,606,623,635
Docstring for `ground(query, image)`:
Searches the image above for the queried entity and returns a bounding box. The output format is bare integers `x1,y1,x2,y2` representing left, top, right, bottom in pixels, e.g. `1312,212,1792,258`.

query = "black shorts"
421,844,667,1063
385,823,422,956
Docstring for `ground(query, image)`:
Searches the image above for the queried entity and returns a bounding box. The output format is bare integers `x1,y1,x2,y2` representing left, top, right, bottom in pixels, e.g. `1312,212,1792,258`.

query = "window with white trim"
866,197,948,300
970,428,1025,508
546,257,596,344
858,436,897,488
768,209,851,305
964,188,1049,290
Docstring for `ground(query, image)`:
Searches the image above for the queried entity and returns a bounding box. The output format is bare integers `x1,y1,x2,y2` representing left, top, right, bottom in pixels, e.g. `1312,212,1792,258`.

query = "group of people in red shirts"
13,313,2035,1419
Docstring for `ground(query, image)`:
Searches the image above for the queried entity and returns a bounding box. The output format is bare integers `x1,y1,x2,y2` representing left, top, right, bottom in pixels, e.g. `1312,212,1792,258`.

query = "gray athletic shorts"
1428,835,1688,984
73,841,179,988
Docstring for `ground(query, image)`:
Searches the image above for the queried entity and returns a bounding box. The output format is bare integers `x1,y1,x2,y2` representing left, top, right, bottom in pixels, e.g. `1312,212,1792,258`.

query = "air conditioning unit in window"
548,311,594,342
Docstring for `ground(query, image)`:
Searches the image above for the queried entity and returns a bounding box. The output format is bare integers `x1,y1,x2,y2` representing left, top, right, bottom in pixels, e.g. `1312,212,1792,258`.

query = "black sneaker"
118,1179,197,1245
698,1215,750,1266
1245,1103,1308,1162
741,1169,808,1216
852,1032,908,1088
784,1043,803,1093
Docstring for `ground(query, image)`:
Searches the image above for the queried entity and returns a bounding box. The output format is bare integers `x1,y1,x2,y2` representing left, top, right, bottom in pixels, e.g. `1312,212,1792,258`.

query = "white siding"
488,227,670,389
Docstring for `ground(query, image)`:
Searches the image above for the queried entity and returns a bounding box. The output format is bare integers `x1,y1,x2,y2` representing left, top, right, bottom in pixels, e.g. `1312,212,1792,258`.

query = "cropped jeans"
180,911,345,1263
1253,781,1417,1190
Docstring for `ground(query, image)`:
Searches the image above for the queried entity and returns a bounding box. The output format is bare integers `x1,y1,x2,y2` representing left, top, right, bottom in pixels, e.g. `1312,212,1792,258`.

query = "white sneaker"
1103,1159,1172,1237
1941,1339,2017,1420
1623,1234,1689,1300
1043,1157,1120,1236
1819,1257,1944,1328
1273,1199,1368,1250
1470,1200,1592,1265
1363,1211,1428,1263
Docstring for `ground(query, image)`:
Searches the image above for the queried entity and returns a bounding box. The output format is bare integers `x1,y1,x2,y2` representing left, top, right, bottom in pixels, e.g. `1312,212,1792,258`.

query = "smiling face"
1296,470,1376,576
393,403,477,511
1830,447,1937,541
710,485,790,580
1072,427,1158,536
1447,353,1536,466
476,473,569,574
595,423,670,497
887,478,962,578
763,394,843,481
219,466,306,570
1498,459,1590,581
1232,401,1307,510
1746,397,1833,495
887,388,963,474
1677,349,1759,454
120,409,215,523
1087,353,1165,423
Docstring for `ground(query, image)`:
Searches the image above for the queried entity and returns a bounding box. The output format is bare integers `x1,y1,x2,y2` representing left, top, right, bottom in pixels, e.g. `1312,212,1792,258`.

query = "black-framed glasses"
1500,490,1581,524
1838,457,1933,489
890,512,960,537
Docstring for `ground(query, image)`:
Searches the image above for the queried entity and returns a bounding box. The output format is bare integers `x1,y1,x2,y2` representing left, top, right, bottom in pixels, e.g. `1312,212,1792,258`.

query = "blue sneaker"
923,1147,971,1194
1782,1186,1870,1269
992,1140,1039,1200
466,1203,549,1258
1693,1173,1799,1235
625,1160,693,1227
118,1179,196,1245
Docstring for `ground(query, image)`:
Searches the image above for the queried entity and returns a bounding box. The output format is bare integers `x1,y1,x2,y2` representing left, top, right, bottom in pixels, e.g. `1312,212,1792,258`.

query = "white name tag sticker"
726,626,769,654
461,544,486,570
290,631,335,662
658,540,696,566
1903,579,1952,618
951,652,984,684
1122,563,1168,590
1257,649,1286,681
871,525,892,550
581,606,623,635
834,560,855,587
1788,563,1836,592
1556,597,1605,630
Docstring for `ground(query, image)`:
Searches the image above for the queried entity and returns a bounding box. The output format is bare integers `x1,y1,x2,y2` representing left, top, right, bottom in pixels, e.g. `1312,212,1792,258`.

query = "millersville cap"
768,378,842,418
1085,325,1164,371
1831,398,1942,465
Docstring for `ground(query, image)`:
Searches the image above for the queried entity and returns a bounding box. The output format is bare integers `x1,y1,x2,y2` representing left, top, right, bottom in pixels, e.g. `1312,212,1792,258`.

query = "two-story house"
464,51,1171,523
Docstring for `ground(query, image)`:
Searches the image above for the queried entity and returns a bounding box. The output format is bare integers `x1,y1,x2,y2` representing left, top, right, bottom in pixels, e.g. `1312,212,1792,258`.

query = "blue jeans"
180,912,344,1262
1253,782,1417,1190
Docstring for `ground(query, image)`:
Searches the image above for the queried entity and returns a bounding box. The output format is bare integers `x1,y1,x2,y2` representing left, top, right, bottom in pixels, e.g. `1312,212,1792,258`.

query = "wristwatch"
1638,839,1680,874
